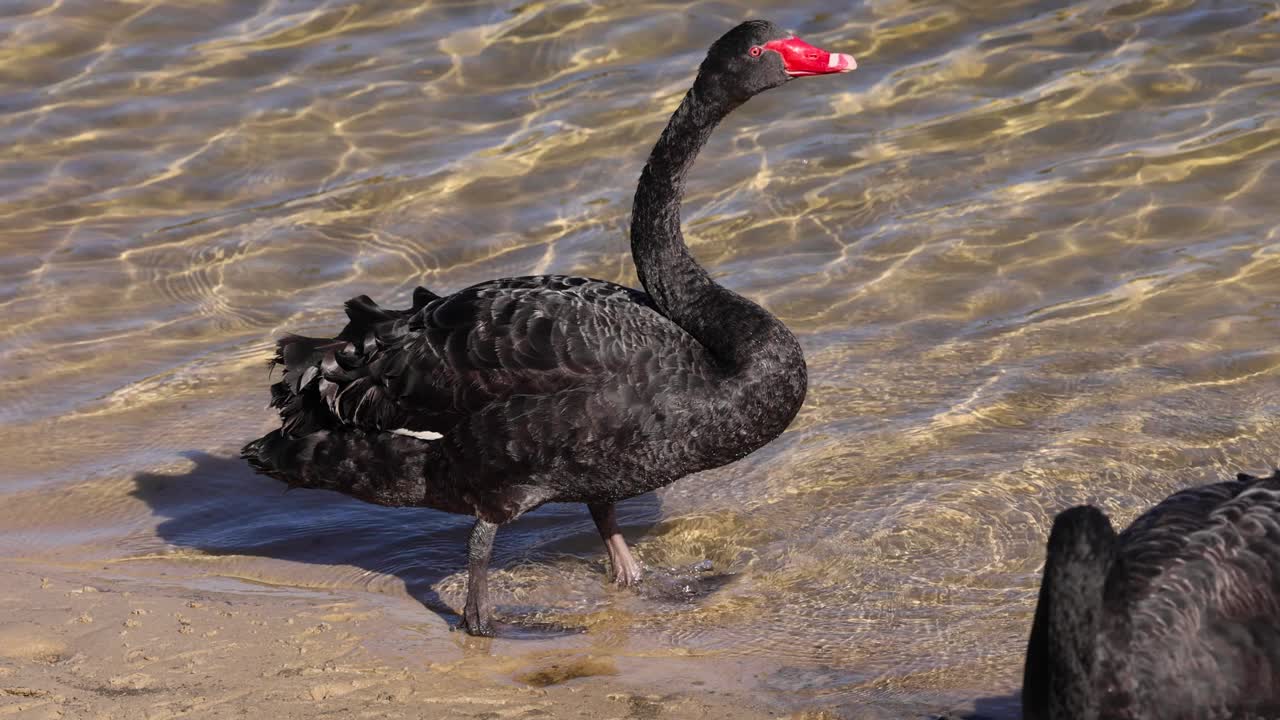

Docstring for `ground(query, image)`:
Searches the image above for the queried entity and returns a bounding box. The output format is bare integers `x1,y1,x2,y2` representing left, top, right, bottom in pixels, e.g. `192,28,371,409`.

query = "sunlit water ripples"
2,0,1279,715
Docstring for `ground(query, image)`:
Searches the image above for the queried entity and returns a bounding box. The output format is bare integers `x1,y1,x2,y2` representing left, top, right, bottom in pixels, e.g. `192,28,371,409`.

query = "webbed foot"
607,533,643,587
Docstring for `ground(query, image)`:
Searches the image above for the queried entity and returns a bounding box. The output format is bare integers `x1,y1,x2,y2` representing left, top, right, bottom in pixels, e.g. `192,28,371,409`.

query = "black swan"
1023,470,1280,720
241,20,856,636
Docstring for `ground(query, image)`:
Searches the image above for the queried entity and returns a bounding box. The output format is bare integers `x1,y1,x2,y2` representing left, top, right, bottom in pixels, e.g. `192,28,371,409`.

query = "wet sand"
0,559,799,720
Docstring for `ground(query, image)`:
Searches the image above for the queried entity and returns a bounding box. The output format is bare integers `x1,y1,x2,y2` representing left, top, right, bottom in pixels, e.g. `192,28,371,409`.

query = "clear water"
2,0,1279,715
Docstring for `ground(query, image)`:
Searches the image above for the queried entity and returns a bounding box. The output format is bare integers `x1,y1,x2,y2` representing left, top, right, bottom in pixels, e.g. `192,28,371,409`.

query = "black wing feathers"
1113,472,1280,605
1099,470,1280,719
266,276,702,441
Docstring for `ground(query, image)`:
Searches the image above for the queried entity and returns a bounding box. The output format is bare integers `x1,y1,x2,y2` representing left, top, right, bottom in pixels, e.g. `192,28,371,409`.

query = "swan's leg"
588,502,642,586
462,518,498,636
461,485,553,636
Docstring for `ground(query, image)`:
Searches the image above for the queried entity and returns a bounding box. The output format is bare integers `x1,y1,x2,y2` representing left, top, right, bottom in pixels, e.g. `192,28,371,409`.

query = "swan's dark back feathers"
246,275,740,507
1109,476,1273,604
265,275,712,448
1097,470,1280,719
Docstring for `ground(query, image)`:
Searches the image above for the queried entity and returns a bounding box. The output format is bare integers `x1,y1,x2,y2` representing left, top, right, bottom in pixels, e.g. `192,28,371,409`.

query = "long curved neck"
1023,507,1116,720
630,79,793,369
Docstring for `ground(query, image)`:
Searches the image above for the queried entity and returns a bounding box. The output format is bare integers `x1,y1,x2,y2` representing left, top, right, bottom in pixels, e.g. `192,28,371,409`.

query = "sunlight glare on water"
1,0,1279,715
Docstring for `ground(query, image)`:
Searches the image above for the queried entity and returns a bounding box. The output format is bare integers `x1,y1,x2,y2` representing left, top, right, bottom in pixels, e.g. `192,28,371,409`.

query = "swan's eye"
749,46,763,57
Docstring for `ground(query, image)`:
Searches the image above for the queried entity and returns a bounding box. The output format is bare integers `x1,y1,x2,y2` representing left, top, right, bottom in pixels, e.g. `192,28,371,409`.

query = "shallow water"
2,0,1279,715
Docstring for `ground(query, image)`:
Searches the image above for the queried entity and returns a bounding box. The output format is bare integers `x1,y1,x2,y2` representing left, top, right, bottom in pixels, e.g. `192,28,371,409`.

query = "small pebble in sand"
108,672,155,691
374,685,413,704
308,680,370,701
135,651,157,663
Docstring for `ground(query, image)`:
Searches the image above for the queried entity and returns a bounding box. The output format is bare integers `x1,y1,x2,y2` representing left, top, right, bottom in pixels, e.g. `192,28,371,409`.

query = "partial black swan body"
1023,470,1280,720
242,20,856,635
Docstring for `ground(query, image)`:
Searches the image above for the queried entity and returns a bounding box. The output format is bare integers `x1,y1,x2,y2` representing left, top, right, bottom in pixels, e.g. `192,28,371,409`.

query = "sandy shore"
0,559,824,720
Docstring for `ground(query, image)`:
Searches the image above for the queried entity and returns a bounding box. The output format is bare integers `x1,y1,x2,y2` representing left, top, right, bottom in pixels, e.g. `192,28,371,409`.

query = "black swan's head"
697,19,857,101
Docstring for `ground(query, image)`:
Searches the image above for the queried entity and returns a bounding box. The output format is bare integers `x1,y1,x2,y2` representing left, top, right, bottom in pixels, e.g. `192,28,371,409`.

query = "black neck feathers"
630,76,797,373
1024,505,1118,720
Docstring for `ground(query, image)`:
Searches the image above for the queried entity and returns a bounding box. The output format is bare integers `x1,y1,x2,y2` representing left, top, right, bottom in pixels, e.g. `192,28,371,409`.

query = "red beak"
763,36,857,77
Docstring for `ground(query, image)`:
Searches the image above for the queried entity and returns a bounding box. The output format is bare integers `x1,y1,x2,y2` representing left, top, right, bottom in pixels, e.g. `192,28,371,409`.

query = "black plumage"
1023,470,1280,720
241,20,856,635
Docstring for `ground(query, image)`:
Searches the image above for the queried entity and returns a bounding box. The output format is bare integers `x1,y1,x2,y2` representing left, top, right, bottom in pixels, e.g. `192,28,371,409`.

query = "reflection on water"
2,0,1279,715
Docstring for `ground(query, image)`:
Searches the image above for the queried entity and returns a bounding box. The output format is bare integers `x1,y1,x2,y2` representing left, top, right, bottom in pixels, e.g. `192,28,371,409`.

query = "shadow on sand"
129,451,666,630
130,453,1025,715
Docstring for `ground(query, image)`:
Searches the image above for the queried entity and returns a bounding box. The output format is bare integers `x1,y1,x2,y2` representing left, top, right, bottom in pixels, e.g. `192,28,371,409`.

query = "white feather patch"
391,428,444,441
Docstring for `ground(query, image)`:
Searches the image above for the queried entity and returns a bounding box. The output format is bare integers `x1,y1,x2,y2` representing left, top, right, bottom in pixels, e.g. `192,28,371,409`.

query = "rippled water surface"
3,0,1280,715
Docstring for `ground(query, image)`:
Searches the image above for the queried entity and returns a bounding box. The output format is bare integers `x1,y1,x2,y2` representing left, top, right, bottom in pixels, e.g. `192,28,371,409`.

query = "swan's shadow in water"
934,692,1021,720
810,687,1020,719
129,451,669,632
133,455,1022,712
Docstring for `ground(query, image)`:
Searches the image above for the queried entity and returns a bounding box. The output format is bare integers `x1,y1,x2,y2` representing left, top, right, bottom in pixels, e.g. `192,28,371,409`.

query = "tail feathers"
340,286,438,345
341,295,396,350
241,429,310,480
241,430,341,492
267,287,439,438
242,429,438,507
412,286,440,308
269,334,342,437
273,334,340,392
